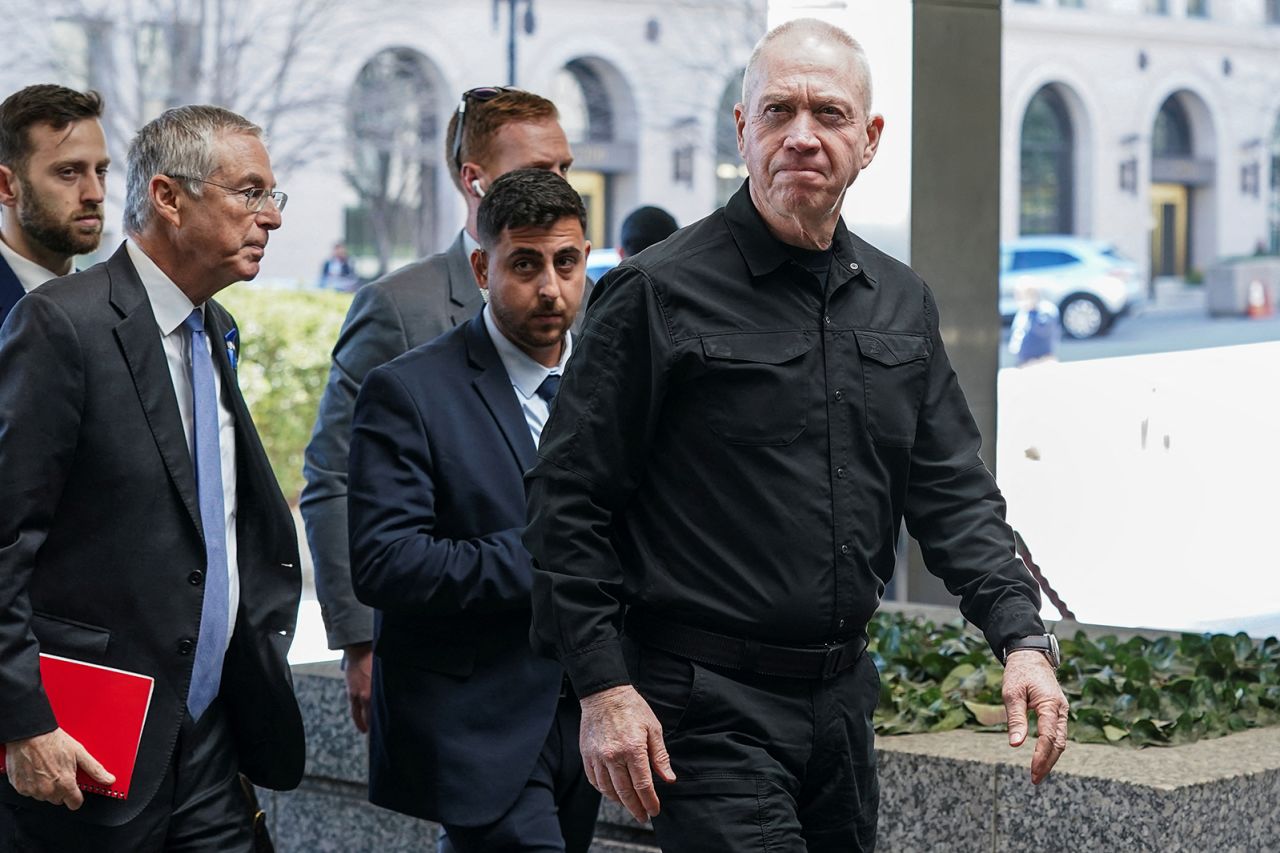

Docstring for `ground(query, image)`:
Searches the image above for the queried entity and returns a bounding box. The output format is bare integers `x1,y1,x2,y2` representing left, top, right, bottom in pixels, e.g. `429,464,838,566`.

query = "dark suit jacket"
0,244,305,826
302,232,480,650
348,312,563,827
0,254,24,329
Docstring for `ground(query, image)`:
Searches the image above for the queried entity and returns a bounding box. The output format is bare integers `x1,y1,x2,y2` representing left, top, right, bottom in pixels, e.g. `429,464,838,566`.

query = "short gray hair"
124,105,262,235
742,18,873,114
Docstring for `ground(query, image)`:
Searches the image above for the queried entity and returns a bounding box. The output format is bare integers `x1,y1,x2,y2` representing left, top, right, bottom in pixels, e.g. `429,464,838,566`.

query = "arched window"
346,48,441,277
1019,85,1074,235
714,72,746,208
1153,96,1193,158
551,59,615,144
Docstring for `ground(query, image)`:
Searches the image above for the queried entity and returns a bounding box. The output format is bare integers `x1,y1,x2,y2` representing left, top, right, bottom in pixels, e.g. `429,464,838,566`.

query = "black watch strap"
1002,634,1060,668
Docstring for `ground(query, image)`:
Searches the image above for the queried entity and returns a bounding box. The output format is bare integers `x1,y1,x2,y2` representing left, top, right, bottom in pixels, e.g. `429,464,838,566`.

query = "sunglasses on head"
451,86,519,171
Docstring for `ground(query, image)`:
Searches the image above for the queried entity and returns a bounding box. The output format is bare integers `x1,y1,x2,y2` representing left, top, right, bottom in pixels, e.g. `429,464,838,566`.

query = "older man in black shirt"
524,17,1068,852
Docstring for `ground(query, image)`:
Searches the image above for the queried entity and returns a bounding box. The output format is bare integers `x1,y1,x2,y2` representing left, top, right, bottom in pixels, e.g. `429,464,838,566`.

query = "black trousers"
439,691,600,853
626,636,881,853
7,700,253,853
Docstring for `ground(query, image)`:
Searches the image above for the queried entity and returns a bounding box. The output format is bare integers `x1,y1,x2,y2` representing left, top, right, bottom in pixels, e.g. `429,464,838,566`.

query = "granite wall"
263,661,1280,852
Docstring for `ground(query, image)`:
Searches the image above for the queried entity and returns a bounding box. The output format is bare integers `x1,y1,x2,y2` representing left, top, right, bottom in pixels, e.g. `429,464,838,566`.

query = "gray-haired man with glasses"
0,104,303,850
165,175,287,214
301,87,576,738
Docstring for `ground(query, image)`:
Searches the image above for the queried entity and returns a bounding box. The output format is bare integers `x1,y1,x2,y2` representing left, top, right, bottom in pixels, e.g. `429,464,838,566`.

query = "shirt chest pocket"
699,332,816,446
856,330,931,447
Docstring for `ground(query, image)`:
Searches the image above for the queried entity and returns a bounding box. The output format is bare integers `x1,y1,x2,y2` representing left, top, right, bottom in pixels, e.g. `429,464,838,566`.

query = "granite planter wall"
264,662,1279,852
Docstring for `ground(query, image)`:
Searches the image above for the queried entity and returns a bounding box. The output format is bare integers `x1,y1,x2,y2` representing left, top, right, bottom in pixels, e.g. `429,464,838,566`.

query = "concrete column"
906,0,1003,605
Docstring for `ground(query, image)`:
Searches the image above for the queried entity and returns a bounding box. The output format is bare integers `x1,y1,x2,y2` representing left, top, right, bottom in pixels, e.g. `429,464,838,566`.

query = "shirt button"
850,262,859,272
834,389,844,401
840,543,851,555
838,618,847,629
188,570,204,586
823,315,832,325
836,466,846,478
177,639,195,655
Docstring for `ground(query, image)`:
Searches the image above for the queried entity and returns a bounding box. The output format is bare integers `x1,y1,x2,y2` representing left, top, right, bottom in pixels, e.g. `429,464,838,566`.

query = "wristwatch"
1002,633,1060,668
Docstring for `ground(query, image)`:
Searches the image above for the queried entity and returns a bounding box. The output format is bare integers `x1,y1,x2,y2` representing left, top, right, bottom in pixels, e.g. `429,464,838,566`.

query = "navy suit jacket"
347,312,563,827
0,255,24,330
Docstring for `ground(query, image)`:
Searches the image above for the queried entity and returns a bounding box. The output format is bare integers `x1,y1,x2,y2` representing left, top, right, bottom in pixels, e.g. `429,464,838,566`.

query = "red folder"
1,654,155,800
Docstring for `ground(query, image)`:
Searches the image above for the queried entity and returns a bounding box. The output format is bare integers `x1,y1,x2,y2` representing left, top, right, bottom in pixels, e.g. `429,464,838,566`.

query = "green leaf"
930,708,968,732
963,701,1007,727
941,664,976,694
1103,724,1129,742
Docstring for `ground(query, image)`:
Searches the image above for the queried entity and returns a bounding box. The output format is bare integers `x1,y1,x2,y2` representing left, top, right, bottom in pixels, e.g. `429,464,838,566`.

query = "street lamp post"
493,0,536,87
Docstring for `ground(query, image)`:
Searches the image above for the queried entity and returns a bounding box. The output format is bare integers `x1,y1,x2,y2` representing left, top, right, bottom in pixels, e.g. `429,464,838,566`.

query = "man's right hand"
4,728,114,810
579,684,676,823
343,642,374,734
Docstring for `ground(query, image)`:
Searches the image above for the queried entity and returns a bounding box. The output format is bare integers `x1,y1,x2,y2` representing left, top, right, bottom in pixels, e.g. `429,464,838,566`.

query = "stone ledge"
269,662,1278,851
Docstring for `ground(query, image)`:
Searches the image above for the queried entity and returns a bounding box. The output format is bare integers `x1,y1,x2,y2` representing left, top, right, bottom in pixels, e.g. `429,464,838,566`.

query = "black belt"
625,610,867,680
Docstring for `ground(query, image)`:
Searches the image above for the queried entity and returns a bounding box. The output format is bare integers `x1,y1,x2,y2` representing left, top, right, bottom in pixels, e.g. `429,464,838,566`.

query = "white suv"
1000,236,1146,339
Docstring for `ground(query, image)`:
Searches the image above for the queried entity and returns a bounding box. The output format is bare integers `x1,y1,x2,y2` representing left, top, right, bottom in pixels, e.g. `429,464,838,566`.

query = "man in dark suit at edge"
0,105,304,851
0,85,110,327
301,88,576,732
348,169,599,851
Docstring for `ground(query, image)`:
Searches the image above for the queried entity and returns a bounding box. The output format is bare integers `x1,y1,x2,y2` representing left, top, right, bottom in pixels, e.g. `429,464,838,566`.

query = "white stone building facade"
1003,0,1280,278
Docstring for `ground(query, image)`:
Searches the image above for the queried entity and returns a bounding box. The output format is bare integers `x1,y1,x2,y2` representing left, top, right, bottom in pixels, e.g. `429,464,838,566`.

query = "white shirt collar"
482,303,572,399
0,234,63,293
462,229,481,258
126,240,197,335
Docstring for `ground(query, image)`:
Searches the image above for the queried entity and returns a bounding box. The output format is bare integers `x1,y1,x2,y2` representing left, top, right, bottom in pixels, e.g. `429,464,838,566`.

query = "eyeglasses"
167,175,288,213
450,86,518,171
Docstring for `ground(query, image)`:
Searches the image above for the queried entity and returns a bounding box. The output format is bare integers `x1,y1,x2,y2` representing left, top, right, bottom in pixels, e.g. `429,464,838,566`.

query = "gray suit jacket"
301,232,482,648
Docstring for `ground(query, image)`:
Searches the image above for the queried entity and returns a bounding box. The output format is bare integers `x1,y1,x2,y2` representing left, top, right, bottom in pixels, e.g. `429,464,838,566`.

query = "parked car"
1000,236,1145,339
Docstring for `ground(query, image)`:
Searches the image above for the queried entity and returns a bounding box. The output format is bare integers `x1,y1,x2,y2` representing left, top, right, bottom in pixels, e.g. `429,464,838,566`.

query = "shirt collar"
125,240,197,335
482,303,573,400
0,234,63,293
723,179,875,289
462,229,481,258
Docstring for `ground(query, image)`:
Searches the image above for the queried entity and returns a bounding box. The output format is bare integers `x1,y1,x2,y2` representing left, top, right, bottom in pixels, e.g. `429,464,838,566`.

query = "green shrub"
217,287,353,501
869,611,1280,747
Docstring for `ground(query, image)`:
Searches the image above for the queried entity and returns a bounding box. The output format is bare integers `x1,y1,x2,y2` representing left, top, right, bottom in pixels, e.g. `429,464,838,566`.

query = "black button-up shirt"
525,183,1044,698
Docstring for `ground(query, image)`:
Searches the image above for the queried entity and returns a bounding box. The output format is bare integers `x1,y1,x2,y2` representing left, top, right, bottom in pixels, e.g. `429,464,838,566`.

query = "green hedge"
870,611,1280,747
217,287,353,501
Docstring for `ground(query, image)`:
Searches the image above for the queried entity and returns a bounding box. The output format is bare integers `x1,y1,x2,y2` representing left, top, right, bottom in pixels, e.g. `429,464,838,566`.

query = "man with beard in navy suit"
348,169,598,852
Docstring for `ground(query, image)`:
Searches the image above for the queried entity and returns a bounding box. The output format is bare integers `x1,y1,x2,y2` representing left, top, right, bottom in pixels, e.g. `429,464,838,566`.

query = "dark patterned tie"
535,373,561,403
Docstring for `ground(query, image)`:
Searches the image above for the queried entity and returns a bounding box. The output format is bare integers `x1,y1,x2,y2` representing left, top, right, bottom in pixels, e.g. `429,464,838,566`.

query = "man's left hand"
1002,649,1068,784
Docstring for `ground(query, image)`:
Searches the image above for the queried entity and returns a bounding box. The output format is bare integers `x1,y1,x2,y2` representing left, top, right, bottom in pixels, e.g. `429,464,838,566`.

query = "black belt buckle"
821,642,844,679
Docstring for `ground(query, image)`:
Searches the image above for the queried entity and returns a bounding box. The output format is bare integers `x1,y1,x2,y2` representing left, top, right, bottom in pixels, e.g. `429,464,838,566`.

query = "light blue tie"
183,309,229,720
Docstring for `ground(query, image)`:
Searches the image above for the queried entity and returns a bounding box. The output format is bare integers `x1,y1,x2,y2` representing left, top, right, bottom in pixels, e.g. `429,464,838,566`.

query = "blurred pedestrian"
317,241,357,290
618,205,677,260
1008,281,1061,366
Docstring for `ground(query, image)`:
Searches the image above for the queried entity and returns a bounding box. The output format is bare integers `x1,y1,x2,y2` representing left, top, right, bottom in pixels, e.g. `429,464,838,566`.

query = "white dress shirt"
0,235,62,293
483,304,572,447
126,240,240,644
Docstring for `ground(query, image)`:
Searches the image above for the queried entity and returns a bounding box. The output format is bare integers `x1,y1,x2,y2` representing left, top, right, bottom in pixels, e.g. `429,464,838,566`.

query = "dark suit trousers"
626,637,881,853
439,692,600,853
8,700,253,853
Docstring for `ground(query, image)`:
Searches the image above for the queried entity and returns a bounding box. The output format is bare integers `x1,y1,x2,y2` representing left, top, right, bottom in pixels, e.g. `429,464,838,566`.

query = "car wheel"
1059,293,1111,339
